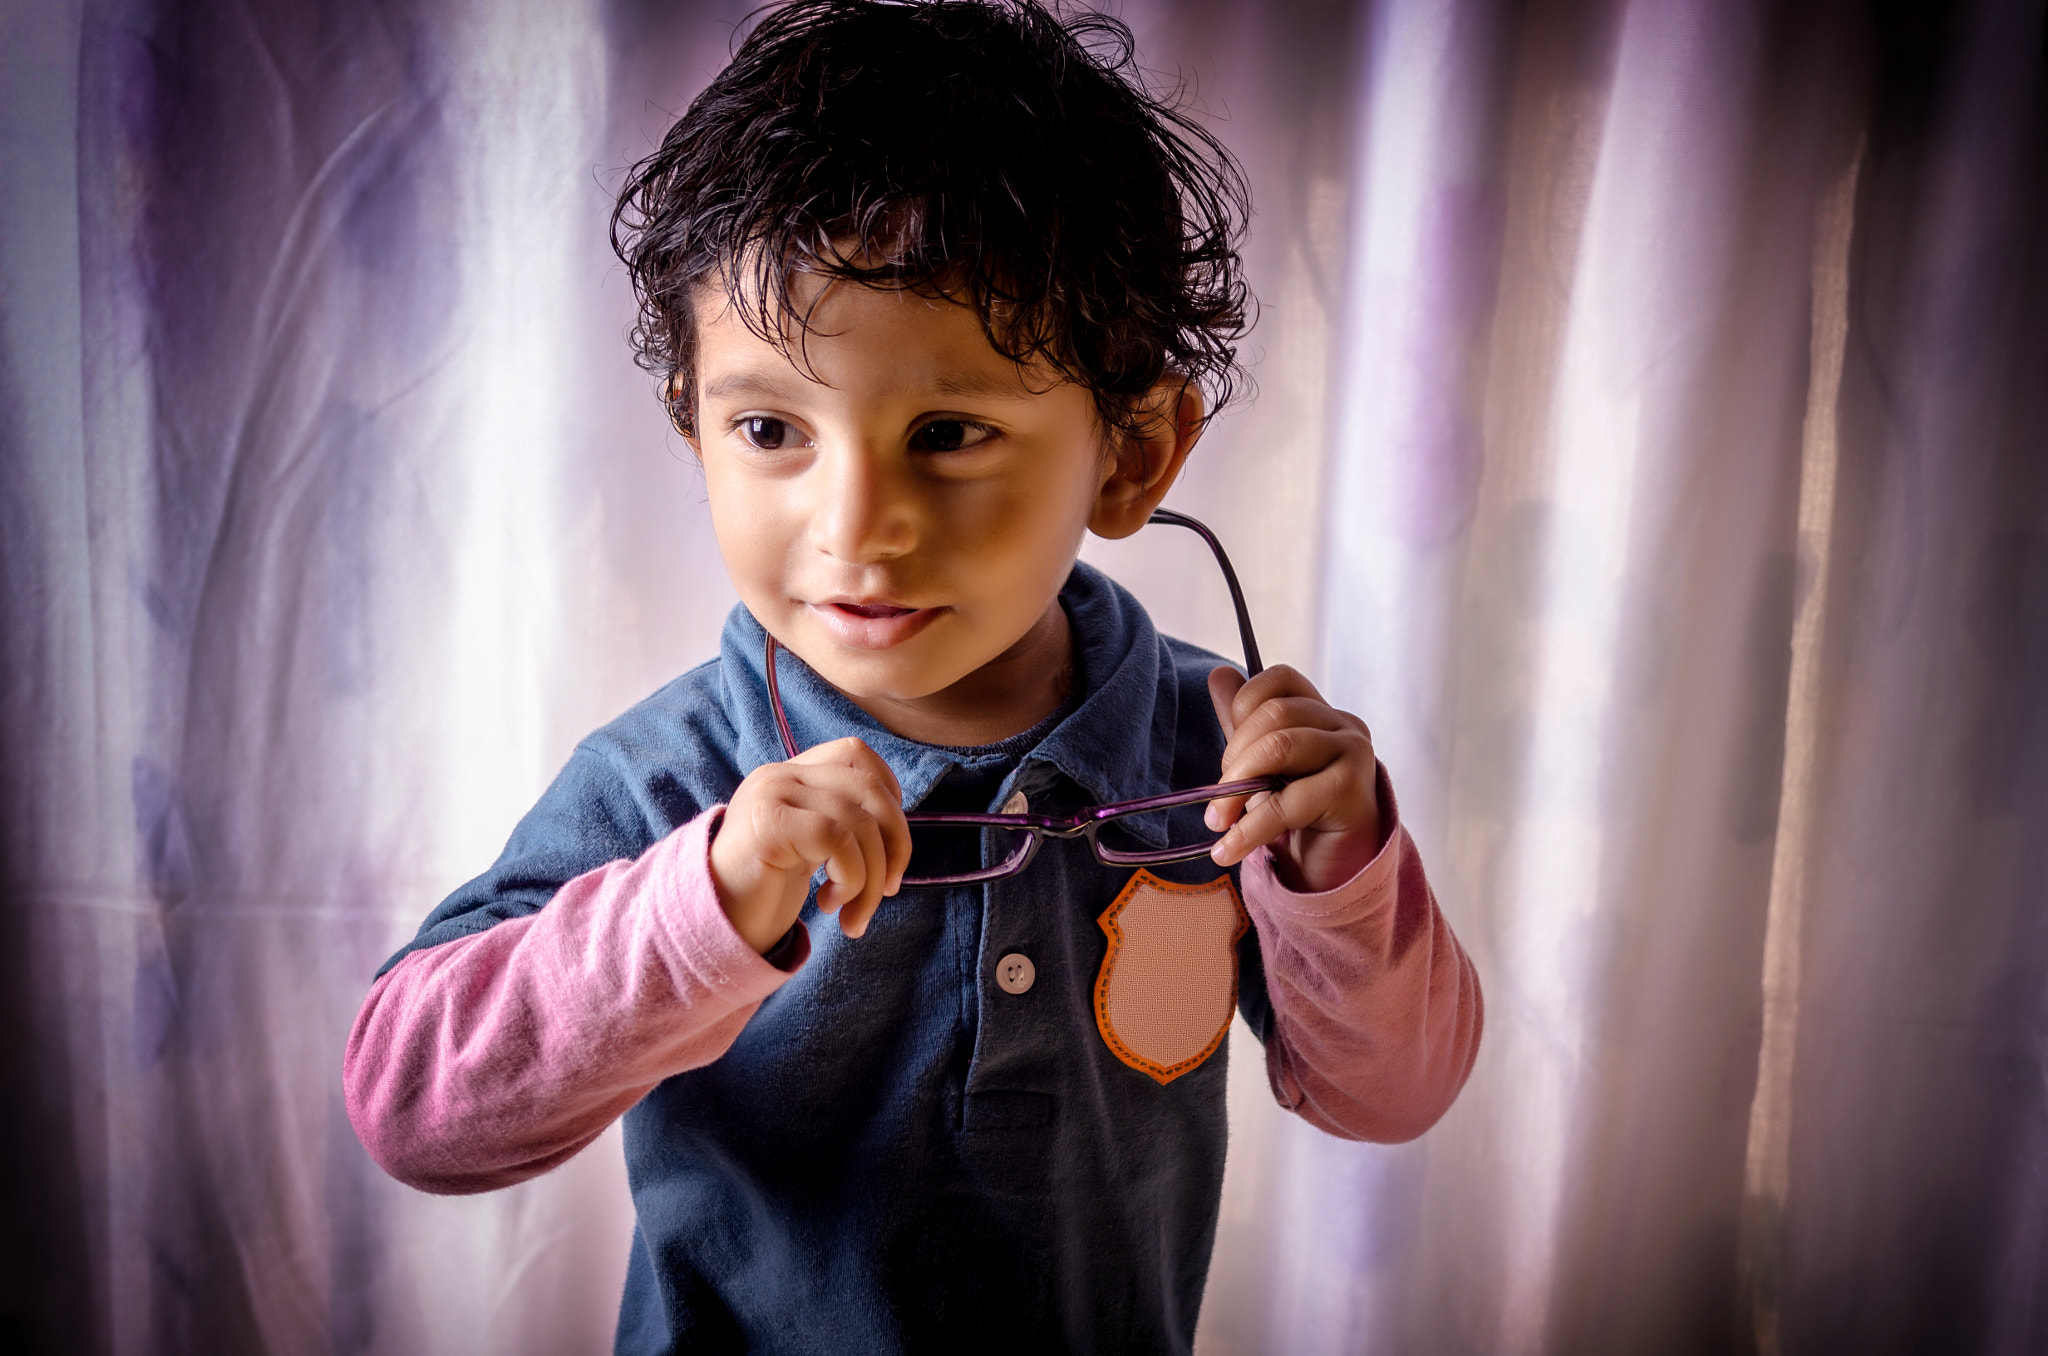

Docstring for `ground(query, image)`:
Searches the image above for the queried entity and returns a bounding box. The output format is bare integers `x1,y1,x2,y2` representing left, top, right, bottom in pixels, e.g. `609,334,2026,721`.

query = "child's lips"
808,599,943,650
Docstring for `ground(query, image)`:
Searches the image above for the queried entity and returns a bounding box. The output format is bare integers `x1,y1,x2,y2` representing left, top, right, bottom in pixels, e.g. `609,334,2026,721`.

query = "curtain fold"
2,0,2043,1352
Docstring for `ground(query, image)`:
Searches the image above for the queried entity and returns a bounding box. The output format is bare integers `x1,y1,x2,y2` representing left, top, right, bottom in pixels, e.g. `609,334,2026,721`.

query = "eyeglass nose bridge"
1027,820,1216,871
896,811,1090,889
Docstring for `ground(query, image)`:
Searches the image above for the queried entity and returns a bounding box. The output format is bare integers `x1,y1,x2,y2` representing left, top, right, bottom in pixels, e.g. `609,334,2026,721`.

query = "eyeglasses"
763,509,1287,888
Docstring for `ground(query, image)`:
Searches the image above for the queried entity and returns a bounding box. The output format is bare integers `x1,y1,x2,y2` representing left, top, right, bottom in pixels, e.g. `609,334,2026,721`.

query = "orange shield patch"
1093,869,1249,1084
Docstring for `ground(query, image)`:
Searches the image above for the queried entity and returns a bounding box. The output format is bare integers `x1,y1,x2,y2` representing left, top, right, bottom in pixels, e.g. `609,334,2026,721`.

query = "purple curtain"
3,0,2044,1351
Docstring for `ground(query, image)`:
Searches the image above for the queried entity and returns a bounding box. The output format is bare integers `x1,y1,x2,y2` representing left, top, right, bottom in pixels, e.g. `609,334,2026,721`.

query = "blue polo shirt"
384,562,1276,1355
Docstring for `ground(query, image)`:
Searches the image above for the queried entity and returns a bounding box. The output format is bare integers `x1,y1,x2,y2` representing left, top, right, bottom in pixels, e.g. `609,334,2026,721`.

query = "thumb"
1207,665,1247,738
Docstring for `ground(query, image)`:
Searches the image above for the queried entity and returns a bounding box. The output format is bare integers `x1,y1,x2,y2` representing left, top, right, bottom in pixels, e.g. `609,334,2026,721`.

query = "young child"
345,2,1481,1351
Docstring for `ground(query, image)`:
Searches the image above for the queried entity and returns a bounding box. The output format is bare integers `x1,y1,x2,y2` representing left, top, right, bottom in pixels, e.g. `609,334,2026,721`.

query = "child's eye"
736,416,802,450
909,419,995,453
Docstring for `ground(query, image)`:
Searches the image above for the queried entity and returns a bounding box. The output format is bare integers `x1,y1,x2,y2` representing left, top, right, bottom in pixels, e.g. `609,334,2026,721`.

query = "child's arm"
345,808,799,1194
1207,667,1483,1142
346,736,911,1195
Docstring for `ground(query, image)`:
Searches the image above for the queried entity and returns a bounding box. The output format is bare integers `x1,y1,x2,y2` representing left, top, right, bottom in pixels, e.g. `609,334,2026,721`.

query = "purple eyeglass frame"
763,508,1288,888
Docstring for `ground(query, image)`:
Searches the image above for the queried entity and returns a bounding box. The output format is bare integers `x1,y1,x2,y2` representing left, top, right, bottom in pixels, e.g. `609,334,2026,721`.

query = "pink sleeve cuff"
640,806,808,996
1239,761,1406,928
1240,763,1483,1142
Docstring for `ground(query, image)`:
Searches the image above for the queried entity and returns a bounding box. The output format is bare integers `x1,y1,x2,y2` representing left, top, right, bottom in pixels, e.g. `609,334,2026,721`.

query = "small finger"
779,803,864,912
826,758,913,895
792,758,910,893
836,810,891,937
1205,787,1257,832
816,820,870,921
801,737,904,803
1222,726,1363,789
876,795,912,896
1219,699,1360,779
1209,726,1355,835
1211,780,1334,867
1228,664,1327,732
790,761,898,806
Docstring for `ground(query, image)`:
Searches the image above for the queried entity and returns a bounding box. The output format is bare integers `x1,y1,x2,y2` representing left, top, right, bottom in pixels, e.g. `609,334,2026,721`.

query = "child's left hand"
1204,665,1385,894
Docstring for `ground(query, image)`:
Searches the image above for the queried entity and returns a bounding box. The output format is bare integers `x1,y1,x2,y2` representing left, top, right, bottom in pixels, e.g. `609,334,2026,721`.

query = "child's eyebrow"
702,373,799,401
927,370,1036,401
700,369,1039,403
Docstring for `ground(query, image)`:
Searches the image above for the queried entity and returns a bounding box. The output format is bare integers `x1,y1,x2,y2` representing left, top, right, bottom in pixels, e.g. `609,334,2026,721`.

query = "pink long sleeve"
344,807,801,1195
1239,766,1482,1142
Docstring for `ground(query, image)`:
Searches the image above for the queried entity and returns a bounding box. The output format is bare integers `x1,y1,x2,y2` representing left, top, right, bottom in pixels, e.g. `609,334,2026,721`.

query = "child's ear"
1089,378,1205,539
666,375,703,458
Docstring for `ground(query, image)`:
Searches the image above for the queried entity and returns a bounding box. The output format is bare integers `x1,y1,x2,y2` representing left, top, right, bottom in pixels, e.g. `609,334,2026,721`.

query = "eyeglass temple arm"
764,633,800,760
1147,508,1264,677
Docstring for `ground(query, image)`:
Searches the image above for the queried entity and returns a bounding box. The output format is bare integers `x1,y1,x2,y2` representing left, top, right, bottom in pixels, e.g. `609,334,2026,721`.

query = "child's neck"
845,601,1075,749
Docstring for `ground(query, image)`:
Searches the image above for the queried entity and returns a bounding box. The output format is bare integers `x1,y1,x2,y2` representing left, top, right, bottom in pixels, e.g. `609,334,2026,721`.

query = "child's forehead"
690,275,1066,400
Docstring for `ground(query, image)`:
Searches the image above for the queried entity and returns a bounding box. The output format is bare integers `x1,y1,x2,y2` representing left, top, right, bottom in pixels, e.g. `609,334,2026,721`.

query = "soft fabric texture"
345,564,1480,1355
344,807,800,1195
1239,763,1482,1141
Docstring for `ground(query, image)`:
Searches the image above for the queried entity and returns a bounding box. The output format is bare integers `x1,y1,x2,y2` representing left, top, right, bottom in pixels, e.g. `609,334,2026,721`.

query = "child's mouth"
810,599,942,650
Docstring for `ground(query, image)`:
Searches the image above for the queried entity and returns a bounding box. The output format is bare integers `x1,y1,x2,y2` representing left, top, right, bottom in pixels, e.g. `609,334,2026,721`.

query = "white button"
995,952,1036,995
1001,790,1029,815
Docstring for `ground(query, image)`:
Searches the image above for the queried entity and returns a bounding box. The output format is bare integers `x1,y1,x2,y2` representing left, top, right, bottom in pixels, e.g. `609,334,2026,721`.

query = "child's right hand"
709,738,912,954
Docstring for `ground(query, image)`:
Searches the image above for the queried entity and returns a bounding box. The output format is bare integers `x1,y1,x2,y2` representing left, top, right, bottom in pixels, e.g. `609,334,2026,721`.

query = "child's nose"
811,444,917,564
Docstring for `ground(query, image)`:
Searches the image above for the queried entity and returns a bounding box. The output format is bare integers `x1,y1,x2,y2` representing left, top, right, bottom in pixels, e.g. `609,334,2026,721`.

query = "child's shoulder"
1158,630,1233,686
1156,630,1232,726
1068,559,1232,711
569,654,747,795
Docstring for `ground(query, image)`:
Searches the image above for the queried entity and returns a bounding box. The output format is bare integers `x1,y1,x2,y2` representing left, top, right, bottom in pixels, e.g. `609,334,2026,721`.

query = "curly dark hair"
611,0,1253,440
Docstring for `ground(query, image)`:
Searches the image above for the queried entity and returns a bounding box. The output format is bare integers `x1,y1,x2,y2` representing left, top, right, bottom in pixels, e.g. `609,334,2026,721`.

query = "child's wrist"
1273,798,1389,894
707,813,786,955
758,922,809,972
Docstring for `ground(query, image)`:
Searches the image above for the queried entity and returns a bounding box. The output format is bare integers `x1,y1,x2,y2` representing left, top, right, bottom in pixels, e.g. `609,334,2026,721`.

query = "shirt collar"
717,562,1182,846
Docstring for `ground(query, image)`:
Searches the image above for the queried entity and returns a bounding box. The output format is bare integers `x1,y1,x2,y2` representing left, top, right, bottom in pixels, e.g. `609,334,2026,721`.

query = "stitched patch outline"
1093,868,1248,1085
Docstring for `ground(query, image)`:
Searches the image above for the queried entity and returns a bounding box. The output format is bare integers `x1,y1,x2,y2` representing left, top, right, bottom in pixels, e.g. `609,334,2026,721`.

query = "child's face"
689,279,1168,728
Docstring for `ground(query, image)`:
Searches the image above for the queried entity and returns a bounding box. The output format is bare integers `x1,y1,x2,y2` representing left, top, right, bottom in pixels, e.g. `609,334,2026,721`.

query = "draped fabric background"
3,0,2044,1351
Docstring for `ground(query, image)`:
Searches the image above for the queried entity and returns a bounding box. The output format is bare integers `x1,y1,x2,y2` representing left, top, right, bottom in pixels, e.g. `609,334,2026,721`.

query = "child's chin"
777,637,945,701
811,657,957,706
